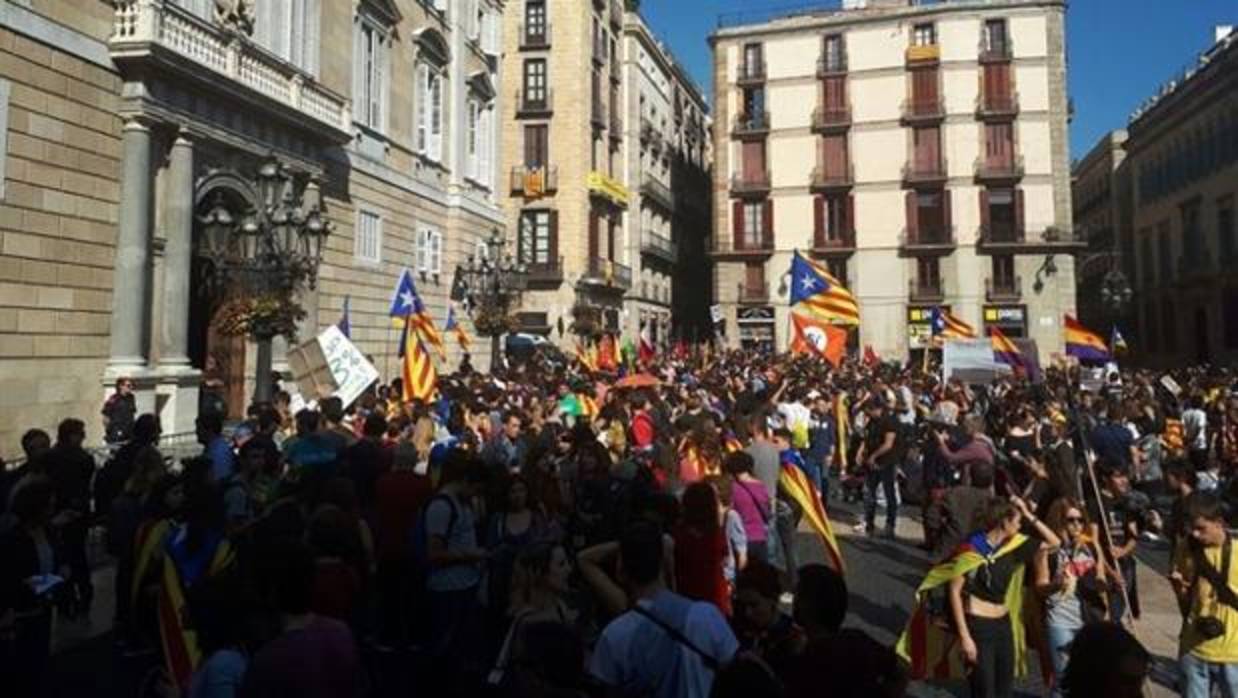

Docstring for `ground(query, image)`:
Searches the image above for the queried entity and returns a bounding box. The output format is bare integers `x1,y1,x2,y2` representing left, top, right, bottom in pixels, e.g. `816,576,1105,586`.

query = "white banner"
942,339,1011,384
287,326,380,408
710,304,724,324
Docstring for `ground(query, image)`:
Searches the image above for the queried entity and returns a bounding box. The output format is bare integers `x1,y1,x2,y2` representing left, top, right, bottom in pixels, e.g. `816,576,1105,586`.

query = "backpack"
410,493,459,572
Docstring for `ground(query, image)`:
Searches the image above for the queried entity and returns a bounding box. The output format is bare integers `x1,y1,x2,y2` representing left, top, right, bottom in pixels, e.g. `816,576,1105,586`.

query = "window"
416,65,444,159
983,19,1008,54
254,0,320,74
742,43,763,77
355,209,382,263
524,125,548,167
985,123,1014,164
917,257,941,286
818,195,851,242
1158,221,1172,282
741,202,763,246
525,1,546,38
1219,197,1235,262
993,255,1015,285
912,23,936,46
467,100,480,178
523,59,547,103
822,34,844,71
353,14,389,131
984,187,1017,240
479,107,493,186
1181,199,1202,264
518,210,555,265
416,227,443,274
826,258,847,285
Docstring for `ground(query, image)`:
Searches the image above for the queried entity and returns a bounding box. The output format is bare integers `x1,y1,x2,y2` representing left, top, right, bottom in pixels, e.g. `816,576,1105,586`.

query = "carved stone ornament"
214,0,255,36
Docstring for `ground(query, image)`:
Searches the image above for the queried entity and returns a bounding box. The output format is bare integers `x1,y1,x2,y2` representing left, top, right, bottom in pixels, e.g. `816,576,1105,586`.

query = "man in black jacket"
44,419,95,617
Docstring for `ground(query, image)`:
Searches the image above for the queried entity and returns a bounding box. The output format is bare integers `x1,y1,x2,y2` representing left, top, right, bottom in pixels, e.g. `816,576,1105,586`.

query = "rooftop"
1127,26,1237,128
713,0,1062,36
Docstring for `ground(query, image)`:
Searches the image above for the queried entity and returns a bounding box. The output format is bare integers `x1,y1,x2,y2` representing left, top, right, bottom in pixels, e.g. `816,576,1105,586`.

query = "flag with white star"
788,251,860,326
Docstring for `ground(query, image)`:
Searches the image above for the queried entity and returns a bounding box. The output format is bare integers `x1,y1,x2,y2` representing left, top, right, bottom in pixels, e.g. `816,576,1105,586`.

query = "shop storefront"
983,305,1028,338
737,306,775,352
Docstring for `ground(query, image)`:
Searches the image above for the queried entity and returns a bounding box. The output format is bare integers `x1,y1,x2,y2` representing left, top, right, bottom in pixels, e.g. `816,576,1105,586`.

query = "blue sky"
641,0,1236,159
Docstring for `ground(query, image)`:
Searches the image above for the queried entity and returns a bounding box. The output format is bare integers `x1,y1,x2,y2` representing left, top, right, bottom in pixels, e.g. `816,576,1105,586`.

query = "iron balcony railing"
641,231,679,263
730,171,771,196
974,155,1025,182
518,22,551,49
509,166,559,195
810,164,854,191
811,105,852,132
583,257,632,289
522,256,565,284
516,88,554,116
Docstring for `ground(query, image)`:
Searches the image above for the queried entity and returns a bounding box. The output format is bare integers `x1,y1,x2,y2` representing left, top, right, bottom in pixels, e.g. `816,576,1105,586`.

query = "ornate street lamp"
453,228,526,370
197,156,331,406
1100,267,1134,318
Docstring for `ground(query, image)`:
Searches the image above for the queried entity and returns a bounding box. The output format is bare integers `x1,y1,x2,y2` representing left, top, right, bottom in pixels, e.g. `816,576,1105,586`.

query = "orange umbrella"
614,373,660,389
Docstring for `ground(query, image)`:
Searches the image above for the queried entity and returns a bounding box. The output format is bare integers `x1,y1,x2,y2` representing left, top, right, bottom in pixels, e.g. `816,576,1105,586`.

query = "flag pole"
385,322,393,382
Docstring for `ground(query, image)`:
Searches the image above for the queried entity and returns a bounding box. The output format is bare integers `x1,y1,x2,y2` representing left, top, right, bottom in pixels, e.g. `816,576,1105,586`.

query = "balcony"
582,257,632,290
641,231,679,264
986,276,1022,302
811,105,852,133
976,224,1025,253
730,171,771,197
810,164,854,193
738,281,770,304
712,234,774,259
109,0,350,139
509,166,559,197
905,44,941,65
811,229,856,256
976,92,1020,121
591,98,606,128
523,257,565,287
516,88,554,117
817,54,848,76
641,175,675,212
731,111,770,138
979,38,1013,64
974,156,1025,183
640,118,664,150
899,227,956,256
736,58,766,86
518,23,551,50
909,278,945,303
900,97,946,125
902,159,949,187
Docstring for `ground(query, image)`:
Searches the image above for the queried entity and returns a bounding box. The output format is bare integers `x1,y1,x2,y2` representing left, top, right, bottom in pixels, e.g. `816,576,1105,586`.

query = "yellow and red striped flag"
578,392,599,420
157,533,235,692
788,251,860,326
778,464,844,575
575,341,598,372
402,321,438,402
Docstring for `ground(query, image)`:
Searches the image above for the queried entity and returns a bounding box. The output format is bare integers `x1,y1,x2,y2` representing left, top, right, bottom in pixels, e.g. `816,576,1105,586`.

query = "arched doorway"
189,173,258,420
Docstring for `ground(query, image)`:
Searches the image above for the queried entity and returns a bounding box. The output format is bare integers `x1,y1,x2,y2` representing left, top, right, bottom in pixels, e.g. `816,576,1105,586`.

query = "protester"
197,412,236,482
1059,622,1150,698
102,377,138,445
43,418,94,619
856,396,901,538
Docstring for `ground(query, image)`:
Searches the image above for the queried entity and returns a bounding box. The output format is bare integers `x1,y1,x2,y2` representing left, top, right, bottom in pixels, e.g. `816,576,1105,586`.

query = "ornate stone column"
159,132,193,369
108,118,154,372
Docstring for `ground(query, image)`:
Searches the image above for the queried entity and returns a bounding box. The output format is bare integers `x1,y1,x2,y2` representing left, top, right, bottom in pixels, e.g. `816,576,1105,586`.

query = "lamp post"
1100,267,1133,319
197,157,330,406
454,228,526,371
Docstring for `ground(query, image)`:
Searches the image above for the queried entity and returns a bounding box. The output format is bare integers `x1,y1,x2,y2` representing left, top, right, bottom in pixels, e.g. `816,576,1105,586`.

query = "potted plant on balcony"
213,290,306,342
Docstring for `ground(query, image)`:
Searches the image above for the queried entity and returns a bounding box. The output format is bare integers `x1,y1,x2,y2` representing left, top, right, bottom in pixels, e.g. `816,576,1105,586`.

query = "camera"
1195,616,1226,640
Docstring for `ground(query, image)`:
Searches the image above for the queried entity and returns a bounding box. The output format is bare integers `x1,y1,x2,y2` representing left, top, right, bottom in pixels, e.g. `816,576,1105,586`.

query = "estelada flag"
158,527,235,691
575,341,598,372
896,534,1032,681
402,322,438,402
779,464,844,574
790,311,847,367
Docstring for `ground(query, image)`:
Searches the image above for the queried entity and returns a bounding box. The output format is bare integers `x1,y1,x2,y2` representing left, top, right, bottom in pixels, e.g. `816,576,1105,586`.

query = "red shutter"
845,194,855,242
943,189,953,239
1015,188,1025,238
813,196,824,242
588,211,599,259
905,191,918,241
732,200,744,249
980,189,991,233
763,199,774,247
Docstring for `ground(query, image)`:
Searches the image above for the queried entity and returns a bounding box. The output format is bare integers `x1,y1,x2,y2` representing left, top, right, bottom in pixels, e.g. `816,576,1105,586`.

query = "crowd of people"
1,345,1236,698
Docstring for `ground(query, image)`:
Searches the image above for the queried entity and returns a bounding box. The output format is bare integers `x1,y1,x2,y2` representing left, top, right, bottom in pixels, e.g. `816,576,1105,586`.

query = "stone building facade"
1071,128,1129,335
1120,29,1238,367
709,0,1078,361
499,0,710,346
0,0,505,457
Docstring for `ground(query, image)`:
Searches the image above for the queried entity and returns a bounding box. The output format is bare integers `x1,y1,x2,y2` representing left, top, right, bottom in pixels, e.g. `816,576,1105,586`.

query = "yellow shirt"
1175,540,1238,662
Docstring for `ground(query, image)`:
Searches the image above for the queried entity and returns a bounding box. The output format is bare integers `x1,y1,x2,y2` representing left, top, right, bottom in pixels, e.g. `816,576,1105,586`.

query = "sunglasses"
1065,516,1085,524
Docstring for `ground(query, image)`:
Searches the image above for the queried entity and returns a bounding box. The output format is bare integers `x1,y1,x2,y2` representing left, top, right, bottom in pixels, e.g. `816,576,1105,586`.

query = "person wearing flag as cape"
897,494,1060,698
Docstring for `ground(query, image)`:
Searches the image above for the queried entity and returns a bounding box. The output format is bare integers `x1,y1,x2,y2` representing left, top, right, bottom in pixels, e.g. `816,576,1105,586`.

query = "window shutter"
1015,188,1025,236
813,196,824,241
415,230,425,272
302,0,320,76
351,21,364,124
433,231,443,273
431,75,443,160
979,188,991,231
732,201,744,249
845,194,855,239
549,210,560,262
376,32,388,132
763,199,774,245
905,191,918,240
943,189,953,236
415,65,429,153
480,108,492,185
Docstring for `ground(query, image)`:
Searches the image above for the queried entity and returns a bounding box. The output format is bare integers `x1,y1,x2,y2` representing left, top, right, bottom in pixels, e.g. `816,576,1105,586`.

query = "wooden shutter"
980,189,991,231
823,76,846,109
943,189,953,237
375,29,388,132
351,20,364,122
1015,188,1025,236
813,196,824,241
905,191,919,240
763,199,774,246
548,210,559,262
303,0,320,76
589,210,599,259
732,201,744,249
845,194,855,239
746,262,764,288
